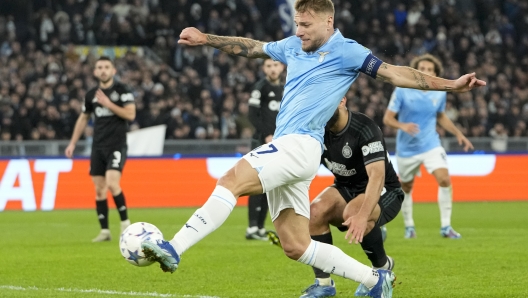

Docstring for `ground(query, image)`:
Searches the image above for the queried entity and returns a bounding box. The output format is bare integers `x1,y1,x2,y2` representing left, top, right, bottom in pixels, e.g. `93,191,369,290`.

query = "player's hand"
95,89,112,107
343,214,369,244
457,134,474,152
452,72,486,93
65,143,75,158
178,27,207,46
265,135,273,143
400,122,420,136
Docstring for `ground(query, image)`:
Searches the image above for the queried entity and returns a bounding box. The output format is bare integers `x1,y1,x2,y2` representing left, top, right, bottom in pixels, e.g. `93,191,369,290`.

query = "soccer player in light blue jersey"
384,54,474,240
140,1,485,297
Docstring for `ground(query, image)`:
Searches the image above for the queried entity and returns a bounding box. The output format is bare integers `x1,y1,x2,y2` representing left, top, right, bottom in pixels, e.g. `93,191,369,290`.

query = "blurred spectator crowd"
0,0,527,143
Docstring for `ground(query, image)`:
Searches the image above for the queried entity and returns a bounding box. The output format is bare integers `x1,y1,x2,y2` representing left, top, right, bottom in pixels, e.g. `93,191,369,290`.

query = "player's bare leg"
432,168,461,238
142,159,262,273
106,170,130,233
91,176,111,242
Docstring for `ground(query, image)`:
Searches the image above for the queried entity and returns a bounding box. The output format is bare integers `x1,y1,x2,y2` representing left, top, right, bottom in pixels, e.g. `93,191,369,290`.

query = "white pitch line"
0,285,221,298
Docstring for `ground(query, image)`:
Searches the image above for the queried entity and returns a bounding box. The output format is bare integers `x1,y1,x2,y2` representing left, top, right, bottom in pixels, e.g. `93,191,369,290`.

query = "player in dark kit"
245,58,284,240
65,56,136,242
300,98,403,298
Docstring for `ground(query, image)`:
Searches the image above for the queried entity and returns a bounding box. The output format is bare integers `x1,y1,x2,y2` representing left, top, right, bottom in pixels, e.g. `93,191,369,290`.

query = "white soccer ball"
119,222,164,267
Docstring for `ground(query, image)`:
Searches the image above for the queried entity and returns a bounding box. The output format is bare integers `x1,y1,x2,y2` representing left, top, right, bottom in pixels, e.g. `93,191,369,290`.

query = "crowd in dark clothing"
0,0,527,142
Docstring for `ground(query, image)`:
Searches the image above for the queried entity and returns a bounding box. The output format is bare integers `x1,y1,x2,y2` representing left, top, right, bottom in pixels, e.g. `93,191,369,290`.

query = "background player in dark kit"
300,98,403,298
65,56,136,242
245,58,284,240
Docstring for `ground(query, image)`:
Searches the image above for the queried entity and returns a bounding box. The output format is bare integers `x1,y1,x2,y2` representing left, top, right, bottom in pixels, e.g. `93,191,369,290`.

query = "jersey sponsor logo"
268,100,280,111
120,93,134,102
317,51,330,63
110,91,119,102
323,158,357,176
268,91,276,97
362,141,384,156
95,106,115,117
342,142,352,158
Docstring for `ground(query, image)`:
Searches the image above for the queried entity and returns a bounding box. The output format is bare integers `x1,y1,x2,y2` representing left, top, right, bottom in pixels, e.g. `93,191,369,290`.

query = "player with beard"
300,97,403,298
65,56,136,242
246,58,285,241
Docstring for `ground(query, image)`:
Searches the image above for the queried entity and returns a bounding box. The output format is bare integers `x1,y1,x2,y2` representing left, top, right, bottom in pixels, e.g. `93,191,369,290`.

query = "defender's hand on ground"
453,73,486,93
65,144,75,158
343,215,368,244
178,27,207,46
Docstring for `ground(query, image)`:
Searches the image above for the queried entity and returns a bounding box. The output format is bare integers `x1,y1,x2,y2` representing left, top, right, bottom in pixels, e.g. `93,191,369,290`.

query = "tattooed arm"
178,27,269,59
375,63,486,93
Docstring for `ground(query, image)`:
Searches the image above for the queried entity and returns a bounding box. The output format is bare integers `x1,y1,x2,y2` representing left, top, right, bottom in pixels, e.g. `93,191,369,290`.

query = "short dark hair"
294,0,334,15
95,56,114,67
410,54,443,77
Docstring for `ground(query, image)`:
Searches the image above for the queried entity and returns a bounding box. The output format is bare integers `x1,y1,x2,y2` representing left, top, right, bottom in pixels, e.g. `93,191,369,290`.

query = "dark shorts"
90,145,127,176
333,185,404,232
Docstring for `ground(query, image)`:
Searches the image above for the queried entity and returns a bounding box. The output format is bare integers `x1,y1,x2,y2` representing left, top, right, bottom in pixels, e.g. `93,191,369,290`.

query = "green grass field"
1,202,527,298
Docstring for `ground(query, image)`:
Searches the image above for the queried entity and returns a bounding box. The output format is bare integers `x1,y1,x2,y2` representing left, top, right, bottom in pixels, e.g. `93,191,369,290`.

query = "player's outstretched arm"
178,27,269,59
376,63,486,93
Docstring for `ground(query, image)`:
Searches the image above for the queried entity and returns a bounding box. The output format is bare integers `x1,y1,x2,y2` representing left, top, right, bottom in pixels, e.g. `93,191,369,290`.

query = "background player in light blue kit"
140,1,485,297
383,54,474,239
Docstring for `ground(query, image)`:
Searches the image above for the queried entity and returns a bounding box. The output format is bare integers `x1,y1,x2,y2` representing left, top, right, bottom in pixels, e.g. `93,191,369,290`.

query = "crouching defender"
300,98,403,298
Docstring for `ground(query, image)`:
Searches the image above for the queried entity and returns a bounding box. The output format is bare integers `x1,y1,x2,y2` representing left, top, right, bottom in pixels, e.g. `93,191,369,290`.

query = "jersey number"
256,144,278,154
112,151,121,168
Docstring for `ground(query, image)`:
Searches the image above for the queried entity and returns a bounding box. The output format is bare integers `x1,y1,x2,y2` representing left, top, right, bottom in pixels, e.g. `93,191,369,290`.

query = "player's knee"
401,181,414,193
437,177,451,187
282,241,308,260
107,184,121,195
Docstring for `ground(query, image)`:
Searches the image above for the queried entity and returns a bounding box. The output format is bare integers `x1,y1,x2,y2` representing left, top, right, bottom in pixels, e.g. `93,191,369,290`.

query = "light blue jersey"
263,29,382,148
388,87,447,157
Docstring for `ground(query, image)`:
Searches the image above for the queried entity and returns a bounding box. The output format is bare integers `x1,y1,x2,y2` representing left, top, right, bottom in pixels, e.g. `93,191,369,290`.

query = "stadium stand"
0,0,527,141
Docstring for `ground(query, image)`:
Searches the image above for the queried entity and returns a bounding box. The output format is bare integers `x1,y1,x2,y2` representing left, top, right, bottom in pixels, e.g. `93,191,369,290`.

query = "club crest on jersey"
318,51,330,63
431,98,438,106
110,91,119,102
342,142,352,158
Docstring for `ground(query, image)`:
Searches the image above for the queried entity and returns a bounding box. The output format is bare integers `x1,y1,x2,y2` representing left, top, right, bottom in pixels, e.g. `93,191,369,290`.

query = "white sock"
170,186,237,255
402,191,415,227
297,240,379,289
438,186,453,227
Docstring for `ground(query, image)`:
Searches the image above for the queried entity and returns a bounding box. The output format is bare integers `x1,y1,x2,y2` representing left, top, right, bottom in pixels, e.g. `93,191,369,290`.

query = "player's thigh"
217,158,263,197
431,168,451,187
310,186,348,229
242,134,321,193
272,208,312,256
105,145,127,173
105,169,122,187
377,188,404,226
396,155,423,183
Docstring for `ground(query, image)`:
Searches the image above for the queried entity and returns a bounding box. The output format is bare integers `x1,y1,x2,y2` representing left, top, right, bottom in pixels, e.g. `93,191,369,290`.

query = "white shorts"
396,146,448,183
242,134,321,221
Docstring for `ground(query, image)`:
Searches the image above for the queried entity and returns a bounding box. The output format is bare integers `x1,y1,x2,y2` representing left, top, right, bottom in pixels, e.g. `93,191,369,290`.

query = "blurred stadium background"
0,0,527,155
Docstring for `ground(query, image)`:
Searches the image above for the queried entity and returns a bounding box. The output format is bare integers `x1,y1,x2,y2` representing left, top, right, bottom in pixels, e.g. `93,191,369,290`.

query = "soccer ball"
119,222,164,267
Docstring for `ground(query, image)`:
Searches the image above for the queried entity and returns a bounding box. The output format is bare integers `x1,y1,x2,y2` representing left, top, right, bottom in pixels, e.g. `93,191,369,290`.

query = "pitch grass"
1,202,527,298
